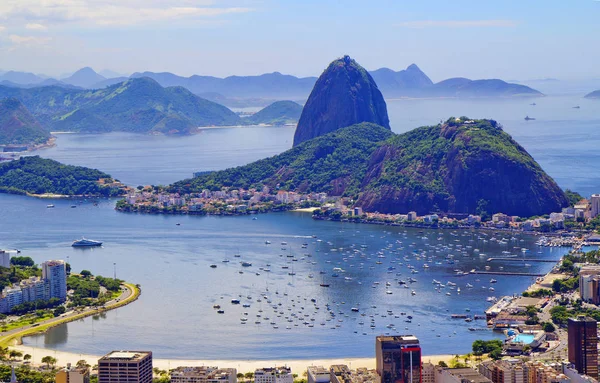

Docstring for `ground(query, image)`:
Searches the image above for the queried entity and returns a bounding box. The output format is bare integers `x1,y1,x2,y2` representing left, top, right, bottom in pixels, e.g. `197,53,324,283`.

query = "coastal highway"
0,282,139,348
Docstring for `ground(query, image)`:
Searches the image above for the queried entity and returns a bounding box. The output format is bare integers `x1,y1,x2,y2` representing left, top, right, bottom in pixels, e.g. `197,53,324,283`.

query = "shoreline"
1,282,140,348
7,345,454,372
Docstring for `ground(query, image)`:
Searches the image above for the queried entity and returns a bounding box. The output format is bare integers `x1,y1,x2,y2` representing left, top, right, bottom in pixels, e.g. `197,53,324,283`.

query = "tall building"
98,351,153,383
591,195,600,218
376,335,422,383
0,250,10,268
169,366,237,383
56,364,90,383
42,260,67,301
568,317,598,379
254,367,293,383
580,266,600,305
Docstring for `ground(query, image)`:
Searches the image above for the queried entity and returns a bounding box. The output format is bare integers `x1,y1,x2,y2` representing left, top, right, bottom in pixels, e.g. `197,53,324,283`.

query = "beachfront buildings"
436,367,491,383
0,259,68,313
56,364,90,383
254,367,293,383
376,335,422,383
308,367,331,383
170,367,237,383
568,317,598,379
98,351,153,383
479,359,598,383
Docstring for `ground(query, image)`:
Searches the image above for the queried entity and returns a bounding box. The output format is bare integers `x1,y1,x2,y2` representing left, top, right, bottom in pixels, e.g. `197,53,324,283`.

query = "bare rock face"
292,56,390,147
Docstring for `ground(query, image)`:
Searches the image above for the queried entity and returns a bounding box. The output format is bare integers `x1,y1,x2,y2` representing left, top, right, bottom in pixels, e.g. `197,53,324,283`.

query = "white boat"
72,238,102,247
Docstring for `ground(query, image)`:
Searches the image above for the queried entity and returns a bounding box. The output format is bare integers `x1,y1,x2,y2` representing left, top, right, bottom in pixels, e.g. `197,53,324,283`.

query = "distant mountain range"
0,78,303,135
0,65,543,102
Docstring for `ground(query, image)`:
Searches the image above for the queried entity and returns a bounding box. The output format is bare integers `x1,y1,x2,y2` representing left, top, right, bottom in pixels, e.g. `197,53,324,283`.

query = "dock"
472,271,545,277
486,257,559,263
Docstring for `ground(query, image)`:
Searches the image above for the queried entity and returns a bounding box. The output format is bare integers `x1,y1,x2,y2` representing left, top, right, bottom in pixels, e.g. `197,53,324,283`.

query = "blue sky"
0,0,598,80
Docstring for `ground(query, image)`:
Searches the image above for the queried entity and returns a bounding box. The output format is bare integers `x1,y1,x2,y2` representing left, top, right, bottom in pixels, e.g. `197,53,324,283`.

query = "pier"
472,271,545,277
486,257,559,263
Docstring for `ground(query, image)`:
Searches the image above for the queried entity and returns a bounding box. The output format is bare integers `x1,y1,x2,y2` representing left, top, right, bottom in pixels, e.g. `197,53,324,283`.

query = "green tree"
41,355,57,368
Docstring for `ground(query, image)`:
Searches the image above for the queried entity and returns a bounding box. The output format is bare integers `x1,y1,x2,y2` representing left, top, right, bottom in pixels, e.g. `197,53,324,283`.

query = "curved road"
0,283,138,347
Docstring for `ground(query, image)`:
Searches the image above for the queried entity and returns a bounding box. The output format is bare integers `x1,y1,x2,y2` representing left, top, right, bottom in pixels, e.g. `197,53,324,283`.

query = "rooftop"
444,368,492,383
101,351,151,361
376,335,419,343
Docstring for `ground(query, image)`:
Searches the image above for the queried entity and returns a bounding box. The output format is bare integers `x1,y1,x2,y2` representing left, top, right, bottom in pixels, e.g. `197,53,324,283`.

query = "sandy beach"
291,207,320,213
11,345,453,372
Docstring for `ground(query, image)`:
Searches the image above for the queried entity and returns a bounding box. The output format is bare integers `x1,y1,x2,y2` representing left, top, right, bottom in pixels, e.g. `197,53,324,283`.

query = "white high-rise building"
42,260,67,301
0,250,10,268
591,194,600,218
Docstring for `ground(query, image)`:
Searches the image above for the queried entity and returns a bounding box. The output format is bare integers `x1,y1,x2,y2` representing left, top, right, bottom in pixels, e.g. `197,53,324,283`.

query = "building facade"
568,317,598,379
98,351,153,383
308,366,331,383
42,260,67,301
170,366,237,383
376,335,421,383
55,365,90,383
254,367,293,383
0,259,68,313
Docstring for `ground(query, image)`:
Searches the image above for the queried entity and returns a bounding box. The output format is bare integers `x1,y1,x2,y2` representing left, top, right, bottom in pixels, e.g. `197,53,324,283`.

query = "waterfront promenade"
0,282,139,348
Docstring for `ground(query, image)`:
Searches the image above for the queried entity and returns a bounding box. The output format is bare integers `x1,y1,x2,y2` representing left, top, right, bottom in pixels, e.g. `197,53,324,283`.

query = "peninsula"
0,156,129,197
117,56,566,219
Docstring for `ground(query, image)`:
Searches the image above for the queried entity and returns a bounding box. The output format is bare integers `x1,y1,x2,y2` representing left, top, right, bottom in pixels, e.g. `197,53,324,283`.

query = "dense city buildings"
479,359,598,383
254,367,294,383
55,364,91,383
376,335,422,383
0,259,68,313
568,317,598,379
169,366,237,383
98,351,153,383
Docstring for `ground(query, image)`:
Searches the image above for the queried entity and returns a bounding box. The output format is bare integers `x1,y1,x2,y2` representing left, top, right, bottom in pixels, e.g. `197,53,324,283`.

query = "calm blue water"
0,194,568,359
2,94,597,359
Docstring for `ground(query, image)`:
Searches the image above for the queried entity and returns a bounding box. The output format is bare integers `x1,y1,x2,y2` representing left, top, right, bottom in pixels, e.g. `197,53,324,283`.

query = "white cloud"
396,20,517,28
0,1,252,27
25,23,47,30
0,26,5,32
9,34,52,45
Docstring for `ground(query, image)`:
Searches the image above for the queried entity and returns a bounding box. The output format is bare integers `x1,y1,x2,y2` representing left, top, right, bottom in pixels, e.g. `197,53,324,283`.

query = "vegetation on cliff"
170,123,393,196
52,77,241,134
0,156,126,196
244,101,302,125
356,117,568,216
0,98,51,146
170,118,567,217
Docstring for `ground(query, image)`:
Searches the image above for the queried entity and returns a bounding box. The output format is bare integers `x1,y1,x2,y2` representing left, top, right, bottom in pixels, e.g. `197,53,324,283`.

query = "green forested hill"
244,101,302,125
169,118,568,217
52,77,242,134
171,123,393,195
0,98,51,145
0,156,125,196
